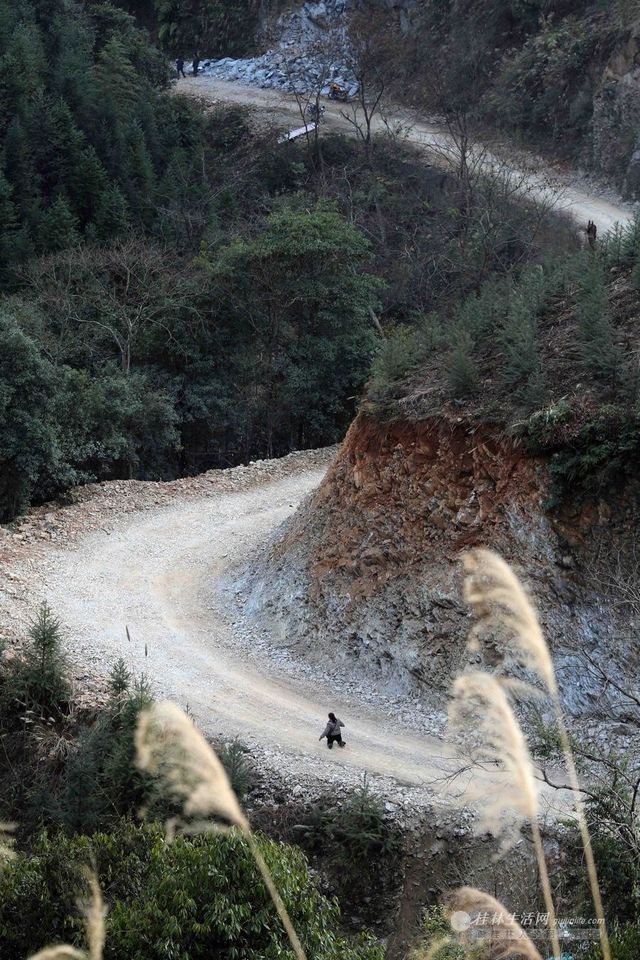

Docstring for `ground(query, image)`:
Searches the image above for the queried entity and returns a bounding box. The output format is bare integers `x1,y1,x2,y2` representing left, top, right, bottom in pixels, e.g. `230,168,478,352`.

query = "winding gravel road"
19,452,567,818
178,77,635,234
44,463,459,795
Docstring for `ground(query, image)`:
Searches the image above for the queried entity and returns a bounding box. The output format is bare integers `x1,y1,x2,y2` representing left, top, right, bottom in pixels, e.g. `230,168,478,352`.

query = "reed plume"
135,701,307,960
449,672,561,959
0,821,16,867
28,873,105,960
28,949,85,960
412,937,454,960
135,701,249,831
447,887,543,960
462,548,612,960
83,872,106,960
462,550,555,691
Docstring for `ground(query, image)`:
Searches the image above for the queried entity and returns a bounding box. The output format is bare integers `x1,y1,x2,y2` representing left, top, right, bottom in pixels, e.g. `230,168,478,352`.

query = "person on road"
192,58,200,77
176,57,186,79
586,219,597,249
319,712,346,749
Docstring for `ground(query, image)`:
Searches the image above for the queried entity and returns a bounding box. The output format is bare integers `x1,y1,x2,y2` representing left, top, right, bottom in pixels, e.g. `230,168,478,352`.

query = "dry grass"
449,672,561,958
135,701,307,960
28,949,86,960
28,873,105,960
83,873,106,960
0,821,16,867
135,701,249,832
447,887,543,960
462,549,555,693
461,548,612,960
449,672,538,837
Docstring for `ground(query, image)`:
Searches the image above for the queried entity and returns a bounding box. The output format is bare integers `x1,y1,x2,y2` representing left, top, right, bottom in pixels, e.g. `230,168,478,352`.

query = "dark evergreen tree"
12,603,70,716
576,255,620,383
38,195,79,252
90,183,130,242
0,313,73,520
447,327,478,399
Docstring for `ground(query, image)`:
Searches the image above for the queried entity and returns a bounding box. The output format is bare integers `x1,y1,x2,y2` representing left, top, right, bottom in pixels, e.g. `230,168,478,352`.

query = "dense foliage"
366,217,640,503
152,0,257,60
369,0,630,176
0,0,560,522
0,821,383,960
0,0,177,267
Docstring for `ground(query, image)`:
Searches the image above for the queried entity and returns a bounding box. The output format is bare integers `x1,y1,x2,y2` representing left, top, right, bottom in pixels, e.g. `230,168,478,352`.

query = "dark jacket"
320,718,344,739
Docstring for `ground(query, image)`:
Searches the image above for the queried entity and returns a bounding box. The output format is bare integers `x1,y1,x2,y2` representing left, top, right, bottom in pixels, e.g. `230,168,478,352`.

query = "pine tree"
501,288,546,411
15,603,70,715
38,194,79,252
447,327,478,398
576,256,620,382
110,657,132,697
123,123,156,225
0,168,18,283
69,145,108,225
91,183,130,242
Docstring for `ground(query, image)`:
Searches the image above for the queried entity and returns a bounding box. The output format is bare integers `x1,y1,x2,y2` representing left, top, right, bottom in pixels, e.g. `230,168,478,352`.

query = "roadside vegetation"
0,556,637,959
1,0,583,523
366,217,640,505
369,0,640,192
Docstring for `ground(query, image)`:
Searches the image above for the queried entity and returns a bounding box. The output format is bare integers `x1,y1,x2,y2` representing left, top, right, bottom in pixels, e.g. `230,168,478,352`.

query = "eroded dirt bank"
241,414,638,730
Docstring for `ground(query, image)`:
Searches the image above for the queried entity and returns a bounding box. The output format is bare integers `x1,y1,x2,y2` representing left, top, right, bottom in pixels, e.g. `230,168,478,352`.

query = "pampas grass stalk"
412,937,454,960
449,672,561,960
135,701,307,960
84,872,106,960
463,548,612,960
447,887,543,960
28,872,105,960
0,821,16,867
28,949,86,960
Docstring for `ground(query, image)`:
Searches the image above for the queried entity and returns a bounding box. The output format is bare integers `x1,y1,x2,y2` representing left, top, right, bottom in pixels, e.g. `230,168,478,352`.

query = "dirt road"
8,451,565,816
178,76,635,235
42,463,456,797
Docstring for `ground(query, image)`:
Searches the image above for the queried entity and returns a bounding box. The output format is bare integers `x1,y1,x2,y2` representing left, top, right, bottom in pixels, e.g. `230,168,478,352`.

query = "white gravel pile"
188,0,358,96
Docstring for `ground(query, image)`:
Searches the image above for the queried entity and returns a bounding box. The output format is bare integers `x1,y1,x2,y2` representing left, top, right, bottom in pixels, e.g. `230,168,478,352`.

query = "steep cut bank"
242,413,638,724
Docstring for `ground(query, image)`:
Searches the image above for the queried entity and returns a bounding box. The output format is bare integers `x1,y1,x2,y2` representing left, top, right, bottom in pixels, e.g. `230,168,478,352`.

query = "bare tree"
338,9,390,166
26,241,200,375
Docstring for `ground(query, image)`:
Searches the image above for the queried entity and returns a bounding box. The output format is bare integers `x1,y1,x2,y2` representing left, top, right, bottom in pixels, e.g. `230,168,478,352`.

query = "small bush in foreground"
0,821,383,960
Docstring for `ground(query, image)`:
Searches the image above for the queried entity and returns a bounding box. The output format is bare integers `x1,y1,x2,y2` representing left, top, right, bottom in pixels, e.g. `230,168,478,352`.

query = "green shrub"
500,297,544,410
367,326,421,403
418,905,465,959
60,671,155,834
4,603,71,719
218,740,253,805
544,409,640,505
485,17,601,149
446,327,478,399
0,821,384,960
575,256,620,382
586,922,640,960
367,316,441,406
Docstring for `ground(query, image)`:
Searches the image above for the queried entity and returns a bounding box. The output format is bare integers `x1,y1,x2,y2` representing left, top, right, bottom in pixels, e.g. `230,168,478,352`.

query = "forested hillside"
0,0,379,520
372,0,640,194
1,0,569,523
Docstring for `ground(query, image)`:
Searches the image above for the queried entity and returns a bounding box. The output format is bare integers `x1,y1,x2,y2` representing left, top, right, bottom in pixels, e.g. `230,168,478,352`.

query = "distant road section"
177,76,635,235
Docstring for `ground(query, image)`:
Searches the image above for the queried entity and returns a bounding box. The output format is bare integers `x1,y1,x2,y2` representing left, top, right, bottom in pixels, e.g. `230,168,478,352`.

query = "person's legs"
337,735,346,747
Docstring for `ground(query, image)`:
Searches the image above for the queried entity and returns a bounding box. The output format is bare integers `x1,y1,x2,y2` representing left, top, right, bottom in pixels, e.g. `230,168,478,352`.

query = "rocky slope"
188,0,357,94
241,412,639,731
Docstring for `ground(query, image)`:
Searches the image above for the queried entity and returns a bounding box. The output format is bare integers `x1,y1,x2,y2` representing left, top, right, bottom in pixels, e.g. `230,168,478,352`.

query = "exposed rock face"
592,25,640,199
191,0,357,95
243,414,638,718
